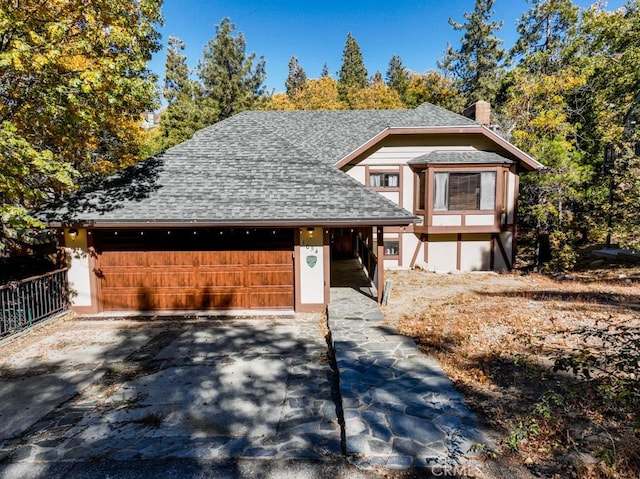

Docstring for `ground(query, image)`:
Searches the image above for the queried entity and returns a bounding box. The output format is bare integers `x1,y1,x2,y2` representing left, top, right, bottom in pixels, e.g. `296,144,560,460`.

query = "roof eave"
47,217,419,229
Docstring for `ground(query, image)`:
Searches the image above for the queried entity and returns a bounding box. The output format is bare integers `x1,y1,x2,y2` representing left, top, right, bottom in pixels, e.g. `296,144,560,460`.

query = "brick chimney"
463,100,491,126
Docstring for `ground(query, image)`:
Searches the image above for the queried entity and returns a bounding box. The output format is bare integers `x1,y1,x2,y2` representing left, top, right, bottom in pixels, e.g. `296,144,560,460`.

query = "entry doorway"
329,228,375,298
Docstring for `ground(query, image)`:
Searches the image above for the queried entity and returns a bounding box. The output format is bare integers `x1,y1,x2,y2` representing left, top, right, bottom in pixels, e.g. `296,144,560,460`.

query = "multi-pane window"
383,240,399,256
369,172,399,188
433,172,496,211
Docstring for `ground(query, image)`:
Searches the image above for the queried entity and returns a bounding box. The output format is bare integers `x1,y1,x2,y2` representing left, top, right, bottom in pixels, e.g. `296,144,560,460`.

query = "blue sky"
149,0,626,94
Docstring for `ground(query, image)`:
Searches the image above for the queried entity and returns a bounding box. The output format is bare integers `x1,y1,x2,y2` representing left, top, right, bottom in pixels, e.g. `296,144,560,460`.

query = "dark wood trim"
456,234,462,271
384,225,414,233
415,225,502,234
413,168,426,215
410,235,423,268
376,227,384,303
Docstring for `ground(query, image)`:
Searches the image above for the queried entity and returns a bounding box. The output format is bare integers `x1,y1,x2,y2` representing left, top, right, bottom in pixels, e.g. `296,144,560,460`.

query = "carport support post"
376,226,384,303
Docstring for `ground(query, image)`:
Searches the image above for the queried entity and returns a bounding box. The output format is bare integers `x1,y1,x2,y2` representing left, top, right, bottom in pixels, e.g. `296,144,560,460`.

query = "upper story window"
434,171,496,211
369,172,399,188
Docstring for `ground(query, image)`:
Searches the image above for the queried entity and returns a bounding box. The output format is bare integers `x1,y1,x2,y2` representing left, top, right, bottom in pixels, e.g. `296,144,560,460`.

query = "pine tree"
198,18,266,121
163,37,189,104
320,62,330,78
511,0,580,74
155,37,209,152
337,32,368,100
386,55,410,100
371,71,384,84
438,0,505,104
285,56,307,96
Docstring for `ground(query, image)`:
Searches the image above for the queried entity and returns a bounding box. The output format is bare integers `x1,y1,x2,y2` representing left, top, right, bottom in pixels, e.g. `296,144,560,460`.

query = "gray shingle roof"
408,150,515,165
43,103,479,226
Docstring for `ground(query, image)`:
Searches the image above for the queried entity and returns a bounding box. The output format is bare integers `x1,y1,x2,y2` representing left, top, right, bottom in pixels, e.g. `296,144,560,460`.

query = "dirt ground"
382,267,640,479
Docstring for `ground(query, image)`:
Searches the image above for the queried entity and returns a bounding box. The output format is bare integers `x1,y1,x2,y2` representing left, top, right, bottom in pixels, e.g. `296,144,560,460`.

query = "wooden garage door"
94,229,294,311
98,250,293,311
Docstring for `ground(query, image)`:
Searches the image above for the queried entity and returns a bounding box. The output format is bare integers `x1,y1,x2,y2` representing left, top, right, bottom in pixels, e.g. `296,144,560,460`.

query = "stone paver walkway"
328,287,486,469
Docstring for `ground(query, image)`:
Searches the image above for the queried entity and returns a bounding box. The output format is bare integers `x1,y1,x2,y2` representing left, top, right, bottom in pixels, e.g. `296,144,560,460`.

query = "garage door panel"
247,269,293,287
98,247,293,311
248,289,295,308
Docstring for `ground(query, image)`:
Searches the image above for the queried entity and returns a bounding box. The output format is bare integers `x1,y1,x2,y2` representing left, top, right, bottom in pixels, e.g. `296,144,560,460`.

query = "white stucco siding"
299,227,325,304
64,228,92,307
465,214,495,226
401,233,421,269
432,215,462,226
460,234,492,272
426,234,458,272
357,145,476,165
379,191,400,204
346,164,366,184
402,165,414,210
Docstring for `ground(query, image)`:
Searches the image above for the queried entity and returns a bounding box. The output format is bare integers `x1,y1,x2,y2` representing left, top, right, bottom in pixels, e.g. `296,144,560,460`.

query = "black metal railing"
0,269,70,338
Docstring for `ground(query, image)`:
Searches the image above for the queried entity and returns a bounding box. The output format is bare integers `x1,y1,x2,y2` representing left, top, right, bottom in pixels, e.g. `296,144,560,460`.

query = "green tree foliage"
386,55,410,100
337,32,368,100
264,77,347,110
0,0,162,251
154,36,209,152
198,18,266,121
403,71,463,112
346,79,404,110
439,0,505,104
511,0,580,74
285,56,307,96
580,1,640,249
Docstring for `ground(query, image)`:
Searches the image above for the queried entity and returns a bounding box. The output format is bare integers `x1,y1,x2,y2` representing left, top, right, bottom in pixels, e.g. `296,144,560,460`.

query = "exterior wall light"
307,227,315,237
68,228,78,239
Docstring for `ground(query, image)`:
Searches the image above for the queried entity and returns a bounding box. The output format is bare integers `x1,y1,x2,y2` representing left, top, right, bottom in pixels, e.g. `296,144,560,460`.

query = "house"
46,102,542,314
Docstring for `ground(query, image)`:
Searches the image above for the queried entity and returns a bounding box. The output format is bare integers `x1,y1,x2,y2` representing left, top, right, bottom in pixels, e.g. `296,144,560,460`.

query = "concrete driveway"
0,314,345,477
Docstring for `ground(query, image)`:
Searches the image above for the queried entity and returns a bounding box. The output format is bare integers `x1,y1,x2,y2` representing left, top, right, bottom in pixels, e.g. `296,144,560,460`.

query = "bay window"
433,171,496,211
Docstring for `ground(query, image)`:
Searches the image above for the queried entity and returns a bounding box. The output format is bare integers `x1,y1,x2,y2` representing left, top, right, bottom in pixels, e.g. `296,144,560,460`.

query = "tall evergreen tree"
337,32,368,100
386,55,410,100
511,0,580,74
156,37,208,152
285,56,307,96
439,0,505,104
198,18,266,121
163,37,189,104
320,62,330,78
